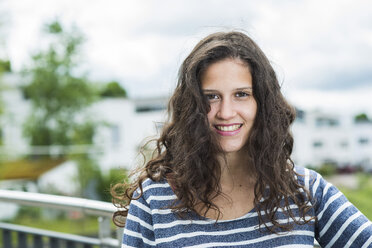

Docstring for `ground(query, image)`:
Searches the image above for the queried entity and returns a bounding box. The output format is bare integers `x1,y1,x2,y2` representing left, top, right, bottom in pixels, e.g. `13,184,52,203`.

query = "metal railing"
0,189,123,248
0,189,321,248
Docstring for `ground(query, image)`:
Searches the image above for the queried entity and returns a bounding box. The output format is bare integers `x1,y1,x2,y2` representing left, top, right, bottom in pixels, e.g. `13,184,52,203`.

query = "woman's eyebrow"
202,87,252,92
235,87,252,90
202,89,218,92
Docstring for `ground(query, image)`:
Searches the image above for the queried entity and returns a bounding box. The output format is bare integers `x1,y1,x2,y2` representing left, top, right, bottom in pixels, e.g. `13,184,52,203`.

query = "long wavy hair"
112,31,314,232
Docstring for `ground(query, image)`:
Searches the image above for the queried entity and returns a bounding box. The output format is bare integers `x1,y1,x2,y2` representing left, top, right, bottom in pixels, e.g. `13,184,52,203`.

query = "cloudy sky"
1,0,372,115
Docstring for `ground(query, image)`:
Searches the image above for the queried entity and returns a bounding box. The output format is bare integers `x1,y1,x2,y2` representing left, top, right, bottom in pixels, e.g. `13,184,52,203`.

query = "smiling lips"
214,124,243,136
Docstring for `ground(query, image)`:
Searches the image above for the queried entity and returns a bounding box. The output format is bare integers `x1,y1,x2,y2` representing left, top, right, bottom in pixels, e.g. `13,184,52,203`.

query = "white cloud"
251,0,372,90
3,0,372,113
286,85,372,116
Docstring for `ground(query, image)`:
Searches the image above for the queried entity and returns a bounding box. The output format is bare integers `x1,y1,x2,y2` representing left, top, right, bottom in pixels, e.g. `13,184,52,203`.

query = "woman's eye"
235,92,249,97
205,94,219,100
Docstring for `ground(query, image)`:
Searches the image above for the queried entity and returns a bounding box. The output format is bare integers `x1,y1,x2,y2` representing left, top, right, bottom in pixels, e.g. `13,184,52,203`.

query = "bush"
308,163,337,177
100,81,127,98
96,168,129,202
15,206,41,220
0,59,11,72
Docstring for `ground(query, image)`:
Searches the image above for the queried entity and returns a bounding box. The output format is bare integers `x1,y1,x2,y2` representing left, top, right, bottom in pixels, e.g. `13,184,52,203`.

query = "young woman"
112,31,372,247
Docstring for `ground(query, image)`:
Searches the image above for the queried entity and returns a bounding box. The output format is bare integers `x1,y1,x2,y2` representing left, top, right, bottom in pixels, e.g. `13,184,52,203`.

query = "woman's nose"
216,99,236,120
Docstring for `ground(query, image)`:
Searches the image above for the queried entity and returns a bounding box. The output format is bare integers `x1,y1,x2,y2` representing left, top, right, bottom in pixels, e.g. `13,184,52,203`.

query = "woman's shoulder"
293,165,326,196
294,165,322,184
135,177,175,201
142,177,172,191
294,165,320,176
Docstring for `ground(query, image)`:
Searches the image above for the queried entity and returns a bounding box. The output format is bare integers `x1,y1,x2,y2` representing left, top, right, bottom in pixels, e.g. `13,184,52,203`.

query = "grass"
0,214,98,247
341,187,372,220
1,207,118,237
338,173,372,220
9,216,100,236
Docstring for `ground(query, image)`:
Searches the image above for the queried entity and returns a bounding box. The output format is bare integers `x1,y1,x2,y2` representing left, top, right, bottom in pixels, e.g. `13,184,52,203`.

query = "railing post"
33,234,43,248
98,216,111,248
17,232,27,248
66,240,76,248
49,237,60,248
116,227,124,247
2,229,12,248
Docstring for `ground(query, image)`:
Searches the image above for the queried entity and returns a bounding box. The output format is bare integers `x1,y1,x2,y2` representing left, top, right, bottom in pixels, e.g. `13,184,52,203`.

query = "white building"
292,109,372,171
0,73,167,170
90,97,167,171
0,73,168,196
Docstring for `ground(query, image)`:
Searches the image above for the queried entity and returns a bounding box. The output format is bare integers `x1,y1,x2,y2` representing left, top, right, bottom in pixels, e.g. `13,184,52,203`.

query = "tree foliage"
22,20,99,148
0,79,3,146
0,60,7,145
96,168,129,202
100,81,127,98
22,20,101,198
0,59,11,73
354,113,370,122
0,19,7,130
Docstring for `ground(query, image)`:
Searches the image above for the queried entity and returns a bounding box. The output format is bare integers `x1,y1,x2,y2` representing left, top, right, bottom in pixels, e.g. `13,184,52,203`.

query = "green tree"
22,20,100,198
100,81,127,98
23,21,98,148
0,59,11,73
0,23,8,145
0,59,8,145
354,113,369,123
96,168,129,202
0,78,3,146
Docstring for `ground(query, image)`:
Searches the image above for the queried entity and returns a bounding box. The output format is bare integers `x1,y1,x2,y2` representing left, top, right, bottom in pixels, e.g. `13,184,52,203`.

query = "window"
111,125,120,146
136,105,166,113
295,109,305,122
358,137,369,145
315,117,339,127
340,141,349,148
313,141,323,148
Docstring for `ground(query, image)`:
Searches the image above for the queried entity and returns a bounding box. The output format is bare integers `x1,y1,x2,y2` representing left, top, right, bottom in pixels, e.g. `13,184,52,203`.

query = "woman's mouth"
214,124,243,136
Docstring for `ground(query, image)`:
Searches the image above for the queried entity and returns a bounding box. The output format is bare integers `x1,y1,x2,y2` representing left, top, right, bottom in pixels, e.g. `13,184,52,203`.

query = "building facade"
292,109,372,171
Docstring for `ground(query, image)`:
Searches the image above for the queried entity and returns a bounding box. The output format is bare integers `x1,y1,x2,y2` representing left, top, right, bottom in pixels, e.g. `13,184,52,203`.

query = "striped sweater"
122,167,372,247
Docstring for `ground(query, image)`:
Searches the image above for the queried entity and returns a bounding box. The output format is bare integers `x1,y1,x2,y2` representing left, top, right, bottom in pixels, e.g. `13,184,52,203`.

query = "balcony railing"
0,189,321,248
0,189,123,248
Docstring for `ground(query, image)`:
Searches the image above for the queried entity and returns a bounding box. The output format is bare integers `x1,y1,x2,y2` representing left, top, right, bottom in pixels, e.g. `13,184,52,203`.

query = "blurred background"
0,0,371,243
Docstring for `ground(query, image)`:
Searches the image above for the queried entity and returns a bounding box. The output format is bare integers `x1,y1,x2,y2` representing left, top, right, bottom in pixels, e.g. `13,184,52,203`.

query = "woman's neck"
218,150,256,190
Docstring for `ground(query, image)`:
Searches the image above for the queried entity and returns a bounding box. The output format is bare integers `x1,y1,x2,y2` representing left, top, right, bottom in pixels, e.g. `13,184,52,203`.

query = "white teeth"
216,124,241,131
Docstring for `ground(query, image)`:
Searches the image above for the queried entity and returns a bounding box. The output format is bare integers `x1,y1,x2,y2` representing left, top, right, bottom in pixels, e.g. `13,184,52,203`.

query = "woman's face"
201,58,257,154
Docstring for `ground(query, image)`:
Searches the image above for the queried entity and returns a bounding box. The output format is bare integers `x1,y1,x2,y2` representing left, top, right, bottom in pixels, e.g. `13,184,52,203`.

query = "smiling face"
201,58,257,155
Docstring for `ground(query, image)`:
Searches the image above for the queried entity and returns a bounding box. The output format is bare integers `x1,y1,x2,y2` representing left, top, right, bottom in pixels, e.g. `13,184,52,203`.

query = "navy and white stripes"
123,167,372,247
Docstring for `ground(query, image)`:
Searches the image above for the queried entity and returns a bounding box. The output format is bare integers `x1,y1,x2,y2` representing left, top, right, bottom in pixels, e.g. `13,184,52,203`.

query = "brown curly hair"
112,31,314,232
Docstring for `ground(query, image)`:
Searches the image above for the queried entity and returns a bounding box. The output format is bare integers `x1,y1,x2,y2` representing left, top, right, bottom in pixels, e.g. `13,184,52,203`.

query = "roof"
0,158,66,180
